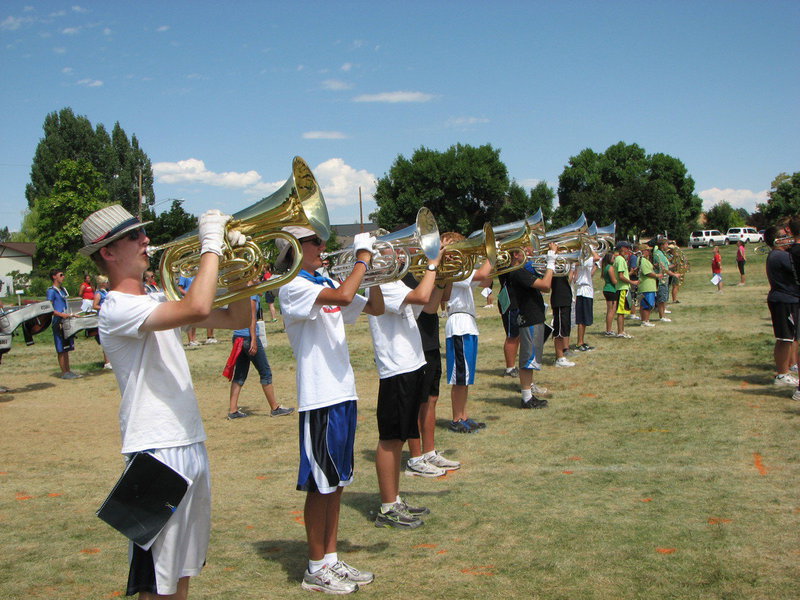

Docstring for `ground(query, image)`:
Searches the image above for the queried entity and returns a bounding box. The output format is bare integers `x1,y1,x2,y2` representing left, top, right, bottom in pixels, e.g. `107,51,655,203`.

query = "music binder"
96,452,190,549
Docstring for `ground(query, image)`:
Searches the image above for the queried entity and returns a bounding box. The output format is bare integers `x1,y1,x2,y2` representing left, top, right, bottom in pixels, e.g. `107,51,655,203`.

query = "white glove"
353,232,376,253
198,209,230,256
227,228,247,248
546,250,557,270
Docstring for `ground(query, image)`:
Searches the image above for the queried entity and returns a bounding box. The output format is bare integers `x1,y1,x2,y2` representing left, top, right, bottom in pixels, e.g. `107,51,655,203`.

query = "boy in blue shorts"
46,268,79,379
637,246,662,327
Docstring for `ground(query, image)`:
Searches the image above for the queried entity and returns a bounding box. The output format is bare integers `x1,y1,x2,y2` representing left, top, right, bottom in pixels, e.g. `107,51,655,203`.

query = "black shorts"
376,366,425,441
737,260,745,275
420,349,441,400
575,296,593,326
552,305,572,338
501,308,520,338
603,290,617,302
768,301,799,341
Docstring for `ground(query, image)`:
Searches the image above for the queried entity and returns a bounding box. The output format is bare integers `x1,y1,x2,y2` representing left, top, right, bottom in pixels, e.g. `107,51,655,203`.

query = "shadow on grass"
0,380,55,401
341,490,453,524
252,538,389,581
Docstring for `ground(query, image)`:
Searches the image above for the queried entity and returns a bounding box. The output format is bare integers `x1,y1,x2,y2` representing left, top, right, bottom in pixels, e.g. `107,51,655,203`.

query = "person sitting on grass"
277,227,383,595
442,231,494,433
81,204,250,600
225,281,293,420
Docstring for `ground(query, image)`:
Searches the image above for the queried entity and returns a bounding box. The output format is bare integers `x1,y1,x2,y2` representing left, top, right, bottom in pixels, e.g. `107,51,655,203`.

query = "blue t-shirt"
233,295,261,337
46,286,69,321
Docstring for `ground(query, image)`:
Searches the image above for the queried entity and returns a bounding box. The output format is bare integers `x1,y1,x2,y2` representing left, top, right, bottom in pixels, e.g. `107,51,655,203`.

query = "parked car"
725,227,763,244
688,230,727,248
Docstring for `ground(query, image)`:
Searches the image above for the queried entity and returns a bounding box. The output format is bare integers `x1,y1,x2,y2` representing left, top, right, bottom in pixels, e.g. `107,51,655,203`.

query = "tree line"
10,106,800,293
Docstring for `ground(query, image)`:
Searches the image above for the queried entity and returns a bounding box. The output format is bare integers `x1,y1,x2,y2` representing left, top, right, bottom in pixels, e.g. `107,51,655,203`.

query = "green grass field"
1,243,798,599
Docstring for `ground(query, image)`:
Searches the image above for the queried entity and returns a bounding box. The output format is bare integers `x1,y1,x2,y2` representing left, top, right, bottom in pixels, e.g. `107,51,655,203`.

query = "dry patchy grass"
0,244,798,599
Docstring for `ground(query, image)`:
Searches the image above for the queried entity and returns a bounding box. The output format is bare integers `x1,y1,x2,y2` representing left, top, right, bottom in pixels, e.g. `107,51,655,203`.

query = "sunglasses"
299,235,324,246
125,228,147,241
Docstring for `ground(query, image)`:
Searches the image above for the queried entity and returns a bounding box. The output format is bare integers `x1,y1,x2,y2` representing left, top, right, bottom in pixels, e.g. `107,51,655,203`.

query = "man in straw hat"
79,204,249,599
277,226,383,594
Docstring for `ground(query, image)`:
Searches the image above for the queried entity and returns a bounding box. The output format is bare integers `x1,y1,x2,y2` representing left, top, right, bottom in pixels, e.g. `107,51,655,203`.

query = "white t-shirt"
445,271,479,338
575,255,597,298
367,280,425,379
99,291,206,454
279,275,368,411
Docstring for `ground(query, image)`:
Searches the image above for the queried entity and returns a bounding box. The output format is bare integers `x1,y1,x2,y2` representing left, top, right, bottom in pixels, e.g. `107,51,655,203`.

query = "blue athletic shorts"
640,292,656,311
446,334,478,386
297,400,357,494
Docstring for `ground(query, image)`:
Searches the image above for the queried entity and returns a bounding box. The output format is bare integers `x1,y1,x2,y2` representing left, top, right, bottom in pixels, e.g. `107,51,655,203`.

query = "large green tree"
25,107,155,215
372,144,510,234
143,200,198,248
756,171,800,223
555,142,702,242
33,159,107,274
705,201,745,233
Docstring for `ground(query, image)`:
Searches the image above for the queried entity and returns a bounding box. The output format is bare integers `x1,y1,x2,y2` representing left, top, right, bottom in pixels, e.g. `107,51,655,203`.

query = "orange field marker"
656,548,676,554
753,453,768,476
461,565,495,576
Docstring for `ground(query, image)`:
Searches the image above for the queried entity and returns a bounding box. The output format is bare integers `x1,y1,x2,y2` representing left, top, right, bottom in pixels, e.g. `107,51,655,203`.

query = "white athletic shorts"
126,442,211,596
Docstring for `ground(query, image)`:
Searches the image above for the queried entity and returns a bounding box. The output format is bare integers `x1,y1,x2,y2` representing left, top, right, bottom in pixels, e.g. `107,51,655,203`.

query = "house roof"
0,242,36,257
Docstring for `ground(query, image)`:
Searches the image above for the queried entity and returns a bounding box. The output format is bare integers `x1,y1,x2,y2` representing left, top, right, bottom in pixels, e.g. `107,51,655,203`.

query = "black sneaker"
374,503,424,529
398,498,430,516
227,409,248,420
577,343,595,352
448,419,472,433
463,417,486,430
521,396,548,409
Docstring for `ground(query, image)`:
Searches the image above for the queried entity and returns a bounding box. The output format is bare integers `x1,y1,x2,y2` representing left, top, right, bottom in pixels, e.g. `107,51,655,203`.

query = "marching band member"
47,268,79,379
277,227,383,595
81,204,249,599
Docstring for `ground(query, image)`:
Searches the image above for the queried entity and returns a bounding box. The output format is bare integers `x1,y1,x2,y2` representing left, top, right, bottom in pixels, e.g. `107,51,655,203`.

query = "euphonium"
147,156,330,307
586,221,616,257
322,207,440,288
414,224,496,283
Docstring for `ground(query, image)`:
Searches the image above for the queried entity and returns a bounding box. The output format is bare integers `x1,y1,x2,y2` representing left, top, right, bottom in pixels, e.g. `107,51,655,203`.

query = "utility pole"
137,168,143,219
359,187,363,232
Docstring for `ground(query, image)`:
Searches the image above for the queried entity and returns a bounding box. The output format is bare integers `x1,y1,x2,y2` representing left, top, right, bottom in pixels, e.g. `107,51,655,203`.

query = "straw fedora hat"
79,205,152,256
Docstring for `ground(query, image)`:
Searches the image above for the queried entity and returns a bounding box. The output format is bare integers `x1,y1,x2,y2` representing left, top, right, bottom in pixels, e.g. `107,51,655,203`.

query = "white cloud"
62,27,80,34
322,79,352,91
699,187,768,213
103,27,111,35
341,62,352,72
1,16,24,30
72,6,89,13
445,116,490,128
303,131,348,140
156,25,169,32
77,78,103,87
61,66,73,74
154,159,261,188
53,46,66,54
518,178,543,189
155,157,375,209
353,91,435,103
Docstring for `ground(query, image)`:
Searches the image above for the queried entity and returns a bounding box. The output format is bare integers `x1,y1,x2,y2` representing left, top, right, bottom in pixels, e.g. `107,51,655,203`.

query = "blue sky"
1,1,798,232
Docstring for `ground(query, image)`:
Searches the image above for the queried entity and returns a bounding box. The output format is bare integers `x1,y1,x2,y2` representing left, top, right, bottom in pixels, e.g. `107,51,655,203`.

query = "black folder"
96,452,189,548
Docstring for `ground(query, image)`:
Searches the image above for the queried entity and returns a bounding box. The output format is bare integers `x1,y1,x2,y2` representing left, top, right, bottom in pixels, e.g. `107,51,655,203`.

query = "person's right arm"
316,234,376,307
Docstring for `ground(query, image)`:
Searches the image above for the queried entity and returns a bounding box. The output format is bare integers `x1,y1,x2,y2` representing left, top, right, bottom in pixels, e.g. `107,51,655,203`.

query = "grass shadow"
251,538,390,581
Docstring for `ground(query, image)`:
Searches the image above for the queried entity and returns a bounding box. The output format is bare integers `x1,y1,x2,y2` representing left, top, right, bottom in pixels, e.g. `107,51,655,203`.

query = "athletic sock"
381,502,395,513
309,558,326,574
422,450,436,460
323,552,338,566
521,389,533,402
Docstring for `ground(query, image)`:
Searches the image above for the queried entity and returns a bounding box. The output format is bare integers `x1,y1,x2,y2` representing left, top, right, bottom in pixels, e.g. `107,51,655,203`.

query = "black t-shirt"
767,249,800,303
550,275,572,308
507,266,545,327
786,243,800,287
498,272,518,312
401,272,439,351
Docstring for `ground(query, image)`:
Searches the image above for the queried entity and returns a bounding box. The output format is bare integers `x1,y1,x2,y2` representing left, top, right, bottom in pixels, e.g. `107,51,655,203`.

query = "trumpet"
321,207,440,288
147,156,330,308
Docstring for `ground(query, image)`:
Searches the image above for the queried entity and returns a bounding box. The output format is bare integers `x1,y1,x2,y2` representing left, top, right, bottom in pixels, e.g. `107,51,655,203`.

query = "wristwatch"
426,263,437,272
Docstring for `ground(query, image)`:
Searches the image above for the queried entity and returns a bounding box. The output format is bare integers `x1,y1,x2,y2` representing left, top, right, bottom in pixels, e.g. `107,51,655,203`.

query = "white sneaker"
774,374,799,387
555,357,575,368
793,389,800,401
660,317,672,322
530,383,550,396
425,450,461,471
302,565,358,594
629,315,641,320
103,362,113,370
664,310,672,314
617,332,633,339
405,458,445,478
188,340,200,347
641,321,655,327
204,337,218,344
791,364,798,373
329,561,374,585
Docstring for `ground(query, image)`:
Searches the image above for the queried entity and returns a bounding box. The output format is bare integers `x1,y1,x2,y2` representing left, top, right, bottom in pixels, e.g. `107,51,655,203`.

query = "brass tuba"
412,224,496,283
147,156,330,307
322,207,441,288
586,221,616,257
528,214,588,276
